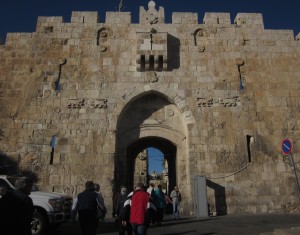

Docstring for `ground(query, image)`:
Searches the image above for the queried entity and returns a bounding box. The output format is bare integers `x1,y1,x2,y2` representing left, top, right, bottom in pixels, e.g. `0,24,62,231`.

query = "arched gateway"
109,83,195,215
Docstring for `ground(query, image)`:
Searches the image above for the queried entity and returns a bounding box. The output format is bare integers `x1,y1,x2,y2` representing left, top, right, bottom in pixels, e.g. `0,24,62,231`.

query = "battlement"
3,1,300,46
234,13,264,29
71,11,99,24
203,13,231,26
172,13,198,24
106,12,131,24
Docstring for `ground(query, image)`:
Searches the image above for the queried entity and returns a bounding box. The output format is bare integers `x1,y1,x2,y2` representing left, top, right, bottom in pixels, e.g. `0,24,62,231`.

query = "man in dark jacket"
2,177,34,235
121,183,156,235
72,181,105,235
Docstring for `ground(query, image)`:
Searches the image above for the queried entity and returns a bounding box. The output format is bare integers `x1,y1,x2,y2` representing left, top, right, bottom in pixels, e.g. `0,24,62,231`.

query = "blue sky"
148,147,164,173
1,0,300,42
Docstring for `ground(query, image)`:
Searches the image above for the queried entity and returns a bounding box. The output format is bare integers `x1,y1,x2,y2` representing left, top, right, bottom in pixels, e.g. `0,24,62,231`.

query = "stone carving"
67,98,107,109
97,27,110,51
167,108,174,116
197,97,214,107
236,58,245,90
194,28,206,52
67,98,85,109
145,71,158,83
197,96,240,107
141,1,164,25
89,99,107,109
174,95,186,109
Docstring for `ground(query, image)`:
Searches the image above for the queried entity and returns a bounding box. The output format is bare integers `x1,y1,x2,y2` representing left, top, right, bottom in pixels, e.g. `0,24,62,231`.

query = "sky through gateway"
147,147,164,173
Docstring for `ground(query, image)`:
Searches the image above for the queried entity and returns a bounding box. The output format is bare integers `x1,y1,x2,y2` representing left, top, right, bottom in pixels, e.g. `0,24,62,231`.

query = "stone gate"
1,1,300,215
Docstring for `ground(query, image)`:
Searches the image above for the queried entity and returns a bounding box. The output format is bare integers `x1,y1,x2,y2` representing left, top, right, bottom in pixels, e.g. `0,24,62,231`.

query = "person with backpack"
116,187,132,235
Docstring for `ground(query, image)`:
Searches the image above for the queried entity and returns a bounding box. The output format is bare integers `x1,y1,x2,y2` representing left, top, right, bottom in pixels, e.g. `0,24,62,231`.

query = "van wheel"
31,211,47,234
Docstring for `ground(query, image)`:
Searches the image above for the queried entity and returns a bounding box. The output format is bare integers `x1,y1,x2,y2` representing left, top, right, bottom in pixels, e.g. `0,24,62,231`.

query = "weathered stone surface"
1,1,300,216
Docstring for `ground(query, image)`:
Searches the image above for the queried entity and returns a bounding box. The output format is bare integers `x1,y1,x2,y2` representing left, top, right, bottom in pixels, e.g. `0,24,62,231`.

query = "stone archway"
114,91,188,186
110,84,196,215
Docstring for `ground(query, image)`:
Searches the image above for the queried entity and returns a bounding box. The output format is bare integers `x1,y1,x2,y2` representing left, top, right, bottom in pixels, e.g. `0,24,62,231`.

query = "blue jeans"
173,202,180,219
131,223,147,235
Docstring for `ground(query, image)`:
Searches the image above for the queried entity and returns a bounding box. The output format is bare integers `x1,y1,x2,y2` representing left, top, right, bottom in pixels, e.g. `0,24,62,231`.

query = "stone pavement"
53,213,300,235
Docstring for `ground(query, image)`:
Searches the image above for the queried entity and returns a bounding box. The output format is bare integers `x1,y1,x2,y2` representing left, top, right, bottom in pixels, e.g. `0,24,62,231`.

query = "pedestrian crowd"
0,177,182,235
70,181,182,235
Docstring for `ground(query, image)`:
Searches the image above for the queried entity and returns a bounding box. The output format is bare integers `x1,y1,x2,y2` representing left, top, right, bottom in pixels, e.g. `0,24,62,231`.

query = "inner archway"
127,136,177,193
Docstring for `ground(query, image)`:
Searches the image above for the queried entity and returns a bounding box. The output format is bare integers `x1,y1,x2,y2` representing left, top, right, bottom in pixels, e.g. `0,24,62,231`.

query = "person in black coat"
116,187,132,235
0,177,34,235
72,181,105,235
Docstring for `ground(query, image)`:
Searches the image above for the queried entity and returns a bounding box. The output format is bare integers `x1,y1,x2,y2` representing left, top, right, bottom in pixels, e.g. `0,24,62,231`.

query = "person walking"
113,185,125,218
147,183,155,196
71,181,105,235
122,182,156,235
170,186,181,220
153,184,166,226
94,183,106,222
116,187,132,235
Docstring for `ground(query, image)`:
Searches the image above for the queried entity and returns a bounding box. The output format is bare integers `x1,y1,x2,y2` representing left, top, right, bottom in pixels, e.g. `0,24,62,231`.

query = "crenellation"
234,13,264,29
172,12,198,24
70,11,99,24
203,12,231,26
105,12,131,24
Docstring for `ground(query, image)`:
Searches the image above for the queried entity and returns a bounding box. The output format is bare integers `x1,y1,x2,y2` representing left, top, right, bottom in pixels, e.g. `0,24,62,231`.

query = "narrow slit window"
50,135,56,165
246,135,252,163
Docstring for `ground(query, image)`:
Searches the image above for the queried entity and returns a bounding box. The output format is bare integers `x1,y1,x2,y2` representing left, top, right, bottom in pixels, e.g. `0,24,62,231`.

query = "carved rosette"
145,71,158,83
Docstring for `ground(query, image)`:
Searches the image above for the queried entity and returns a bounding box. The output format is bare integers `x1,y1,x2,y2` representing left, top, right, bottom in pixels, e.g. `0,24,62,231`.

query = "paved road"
48,213,300,235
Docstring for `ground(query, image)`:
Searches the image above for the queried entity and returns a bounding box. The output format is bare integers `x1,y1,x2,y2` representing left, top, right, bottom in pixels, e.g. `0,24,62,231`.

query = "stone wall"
0,1,300,215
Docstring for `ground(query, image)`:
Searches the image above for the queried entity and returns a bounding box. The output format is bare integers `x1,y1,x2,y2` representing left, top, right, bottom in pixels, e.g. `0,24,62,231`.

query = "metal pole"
289,153,300,199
